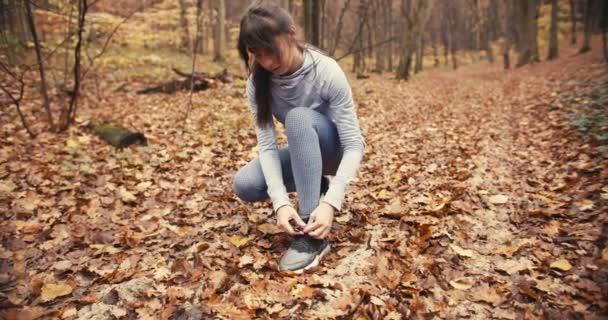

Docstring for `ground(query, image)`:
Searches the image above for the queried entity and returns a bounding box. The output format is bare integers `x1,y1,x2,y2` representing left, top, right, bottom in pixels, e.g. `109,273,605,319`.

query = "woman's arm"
246,79,292,212
321,60,366,212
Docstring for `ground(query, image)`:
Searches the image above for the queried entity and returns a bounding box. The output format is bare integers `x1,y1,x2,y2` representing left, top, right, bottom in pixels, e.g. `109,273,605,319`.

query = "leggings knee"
285,107,314,135
233,171,265,202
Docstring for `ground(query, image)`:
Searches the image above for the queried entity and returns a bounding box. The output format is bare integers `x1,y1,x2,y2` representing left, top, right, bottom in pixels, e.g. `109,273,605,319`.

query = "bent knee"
233,172,266,202
285,107,314,132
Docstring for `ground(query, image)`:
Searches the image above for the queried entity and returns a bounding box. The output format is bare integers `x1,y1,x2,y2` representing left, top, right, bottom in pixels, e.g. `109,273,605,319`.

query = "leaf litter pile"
1,49,607,319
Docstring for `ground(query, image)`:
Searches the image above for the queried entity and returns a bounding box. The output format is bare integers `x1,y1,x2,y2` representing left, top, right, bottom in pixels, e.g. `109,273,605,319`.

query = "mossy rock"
94,124,147,148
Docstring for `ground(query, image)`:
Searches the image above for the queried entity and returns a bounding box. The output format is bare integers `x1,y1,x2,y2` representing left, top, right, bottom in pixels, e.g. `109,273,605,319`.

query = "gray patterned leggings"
233,107,344,219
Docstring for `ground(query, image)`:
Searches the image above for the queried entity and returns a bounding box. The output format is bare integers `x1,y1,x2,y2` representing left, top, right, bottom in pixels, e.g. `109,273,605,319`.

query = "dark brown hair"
237,3,301,128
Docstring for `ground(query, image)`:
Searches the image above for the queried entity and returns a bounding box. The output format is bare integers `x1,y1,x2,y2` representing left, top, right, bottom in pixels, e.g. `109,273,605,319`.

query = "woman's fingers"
308,225,327,239
303,220,321,234
293,214,307,229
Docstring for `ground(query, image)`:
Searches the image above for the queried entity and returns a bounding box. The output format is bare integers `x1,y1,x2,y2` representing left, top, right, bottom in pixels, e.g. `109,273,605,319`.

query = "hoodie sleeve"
246,79,292,212
321,60,366,211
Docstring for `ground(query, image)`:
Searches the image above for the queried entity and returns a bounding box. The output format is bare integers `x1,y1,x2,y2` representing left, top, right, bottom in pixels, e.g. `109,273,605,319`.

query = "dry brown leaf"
449,277,474,290
578,199,594,211
257,223,282,235
470,286,503,306
450,244,476,258
41,283,73,302
488,194,509,204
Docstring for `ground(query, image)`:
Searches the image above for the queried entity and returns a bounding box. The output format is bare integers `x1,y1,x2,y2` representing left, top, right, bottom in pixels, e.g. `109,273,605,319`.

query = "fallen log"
94,123,147,148
136,68,231,95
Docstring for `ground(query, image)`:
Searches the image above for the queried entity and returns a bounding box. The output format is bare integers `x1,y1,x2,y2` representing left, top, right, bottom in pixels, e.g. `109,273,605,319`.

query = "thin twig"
81,1,146,80
336,36,399,61
0,67,35,138
182,0,204,131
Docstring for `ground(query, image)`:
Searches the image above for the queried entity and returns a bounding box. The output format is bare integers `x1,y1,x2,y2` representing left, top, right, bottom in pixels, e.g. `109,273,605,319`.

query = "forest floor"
1,38,607,319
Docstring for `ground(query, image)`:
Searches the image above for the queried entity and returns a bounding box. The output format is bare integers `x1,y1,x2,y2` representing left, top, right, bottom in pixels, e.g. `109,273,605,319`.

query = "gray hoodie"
246,48,366,212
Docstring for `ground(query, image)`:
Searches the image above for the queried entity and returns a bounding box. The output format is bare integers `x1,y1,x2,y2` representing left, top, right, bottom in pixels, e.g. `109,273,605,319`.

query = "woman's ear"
289,25,297,37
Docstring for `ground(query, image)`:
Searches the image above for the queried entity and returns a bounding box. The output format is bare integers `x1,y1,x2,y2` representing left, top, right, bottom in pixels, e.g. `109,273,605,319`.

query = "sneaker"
279,235,330,273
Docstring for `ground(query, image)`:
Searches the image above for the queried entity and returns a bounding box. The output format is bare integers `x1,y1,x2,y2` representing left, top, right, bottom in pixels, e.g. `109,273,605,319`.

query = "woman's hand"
303,202,335,239
276,205,306,236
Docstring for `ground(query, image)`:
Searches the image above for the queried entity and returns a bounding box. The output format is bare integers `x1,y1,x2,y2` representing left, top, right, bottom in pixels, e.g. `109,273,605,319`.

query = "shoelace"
291,236,320,253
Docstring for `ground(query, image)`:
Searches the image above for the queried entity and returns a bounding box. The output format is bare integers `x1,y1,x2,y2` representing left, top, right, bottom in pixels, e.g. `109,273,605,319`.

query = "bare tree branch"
337,35,399,61
183,0,204,130
0,62,35,138
60,0,88,131
25,0,54,129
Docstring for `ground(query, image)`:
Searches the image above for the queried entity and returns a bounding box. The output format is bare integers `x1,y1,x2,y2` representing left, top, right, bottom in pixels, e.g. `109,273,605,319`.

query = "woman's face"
251,33,299,76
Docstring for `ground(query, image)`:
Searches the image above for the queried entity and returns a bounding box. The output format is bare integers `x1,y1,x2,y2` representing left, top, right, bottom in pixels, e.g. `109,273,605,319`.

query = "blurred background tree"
1,0,607,136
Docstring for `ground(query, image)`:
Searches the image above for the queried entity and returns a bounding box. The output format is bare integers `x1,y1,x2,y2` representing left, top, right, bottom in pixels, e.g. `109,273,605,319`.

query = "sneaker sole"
281,244,331,274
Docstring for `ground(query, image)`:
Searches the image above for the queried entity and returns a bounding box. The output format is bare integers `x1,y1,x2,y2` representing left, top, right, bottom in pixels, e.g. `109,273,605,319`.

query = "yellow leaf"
257,223,282,235
335,213,351,224
449,277,473,290
377,189,391,200
550,259,573,271
602,248,608,261
228,235,248,248
549,182,566,191
41,283,73,302
119,186,137,203
488,195,509,204
578,199,594,211
66,139,79,148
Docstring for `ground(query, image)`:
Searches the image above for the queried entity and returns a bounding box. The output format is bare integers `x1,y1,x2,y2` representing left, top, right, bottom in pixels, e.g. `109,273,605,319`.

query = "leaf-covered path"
1,46,607,319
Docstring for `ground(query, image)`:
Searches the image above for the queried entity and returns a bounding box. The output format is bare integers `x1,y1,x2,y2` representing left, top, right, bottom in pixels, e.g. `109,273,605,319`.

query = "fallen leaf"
488,194,509,204
238,254,254,268
41,283,73,302
450,244,476,258
578,199,594,211
257,223,282,235
470,286,503,306
495,258,534,275
119,186,137,203
449,277,473,290
550,259,573,271
602,247,608,261
376,189,392,200
228,235,248,248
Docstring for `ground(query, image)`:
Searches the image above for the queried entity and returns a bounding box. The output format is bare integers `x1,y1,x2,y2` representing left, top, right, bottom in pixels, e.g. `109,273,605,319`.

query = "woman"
233,3,366,273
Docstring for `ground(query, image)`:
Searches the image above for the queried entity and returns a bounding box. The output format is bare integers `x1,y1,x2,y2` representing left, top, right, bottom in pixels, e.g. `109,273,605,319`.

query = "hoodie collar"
271,48,316,85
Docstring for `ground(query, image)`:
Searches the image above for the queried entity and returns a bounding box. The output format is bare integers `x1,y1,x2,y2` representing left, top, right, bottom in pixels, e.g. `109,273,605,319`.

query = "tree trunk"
353,1,368,76
178,0,190,51
414,32,424,73
312,0,320,47
373,0,384,73
602,0,608,62
320,0,326,50
25,0,54,129
386,0,393,71
485,0,498,63
448,0,458,70
60,0,88,131
515,0,539,67
330,0,352,57
570,0,577,45
547,0,559,60
213,0,225,62
194,0,204,53
501,1,511,69
579,0,593,53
